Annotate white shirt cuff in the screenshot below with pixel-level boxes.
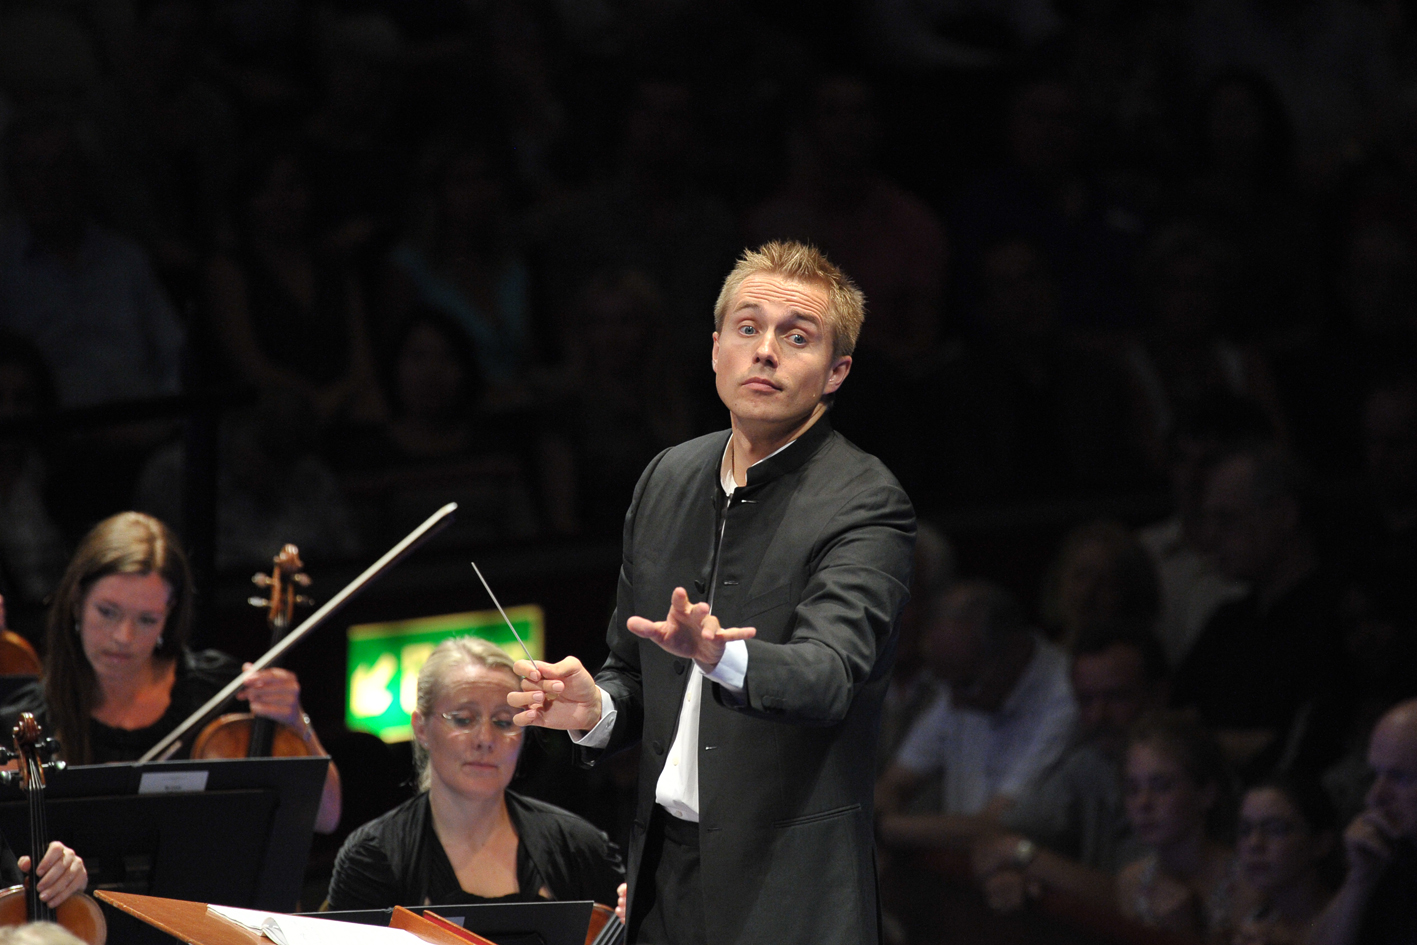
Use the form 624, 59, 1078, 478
702, 639, 748, 692
569, 688, 616, 748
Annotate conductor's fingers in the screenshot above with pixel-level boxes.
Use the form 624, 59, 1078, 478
711, 625, 757, 641
626, 616, 664, 639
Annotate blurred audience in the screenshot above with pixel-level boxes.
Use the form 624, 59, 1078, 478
971, 620, 1169, 912
0, 331, 65, 640
877, 580, 1077, 832
381, 136, 534, 403
0, 110, 183, 409
1115, 711, 1236, 940
1310, 700, 1417, 945
1037, 518, 1159, 647
1137, 392, 1268, 667
203, 145, 382, 427
1172, 443, 1350, 779
1231, 777, 1338, 945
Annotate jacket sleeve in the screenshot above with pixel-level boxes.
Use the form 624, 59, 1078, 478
720, 475, 915, 725
574, 448, 671, 766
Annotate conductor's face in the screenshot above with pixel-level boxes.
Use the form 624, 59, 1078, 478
712, 274, 851, 433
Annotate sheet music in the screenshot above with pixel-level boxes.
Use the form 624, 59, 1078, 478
208, 905, 426, 945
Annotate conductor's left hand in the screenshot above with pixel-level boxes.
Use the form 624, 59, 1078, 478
626, 587, 756, 672
19, 840, 87, 906
238, 664, 306, 730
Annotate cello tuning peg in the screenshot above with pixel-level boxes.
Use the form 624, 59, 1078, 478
251, 573, 273, 587
293, 574, 312, 587
0, 771, 16, 788
248, 597, 270, 608
294, 595, 315, 607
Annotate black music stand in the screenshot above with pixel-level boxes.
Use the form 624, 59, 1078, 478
0, 756, 327, 914
313, 901, 593, 945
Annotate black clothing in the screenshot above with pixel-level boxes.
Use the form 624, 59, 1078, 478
0, 649, 242, 763
1358, 840, 1417, 945
326, 790, 623, 910
580, 417, 915, 945
631, 808, 707, 945
1172, 573, 1350, 778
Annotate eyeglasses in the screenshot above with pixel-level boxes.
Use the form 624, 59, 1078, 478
437, 710, 520, 737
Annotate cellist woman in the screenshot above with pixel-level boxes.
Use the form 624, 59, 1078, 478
0, 598, 89, 911
0, 511, 341, 833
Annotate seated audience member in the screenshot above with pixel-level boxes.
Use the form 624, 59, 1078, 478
879, 521, 956, 775
381, 137, 535, 402
1330, 374, 1417, 565
1309, 700, 1417, 945
1172, 443, 1349, 778
134, 399, 362, 571
326, 637, 622, 908
204, 145, 382, 426
971, 620, 1169, 910
1137, 392, 1268, 667
0, 512, 342, 832
924, 235, 1148, 503
1038, 519, 1160, 647
745, 74, 945, 367
0, 111, 184, 408
1116, 711, 1236, 940
547, 269, 692, 538
1231, 778, 1338, 945
330, 307, 540, 547
0, 332, 65, 639
1322, 554, 1417, 824
877, 581, 1077, 837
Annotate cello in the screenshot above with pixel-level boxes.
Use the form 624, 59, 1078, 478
0, 713, 106, 944
190, 544, 315, 759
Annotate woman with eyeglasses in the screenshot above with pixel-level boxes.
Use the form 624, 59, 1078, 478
1230, 778, 1338, 945
325, 636, 623, 909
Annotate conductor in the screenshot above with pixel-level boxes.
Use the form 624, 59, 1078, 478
509, 242, 915, 945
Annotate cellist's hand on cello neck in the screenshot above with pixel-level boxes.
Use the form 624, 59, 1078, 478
507, 657, 603, 732
17, 840, 87, 907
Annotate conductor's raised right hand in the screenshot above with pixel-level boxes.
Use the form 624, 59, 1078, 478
508, 656, 603, 732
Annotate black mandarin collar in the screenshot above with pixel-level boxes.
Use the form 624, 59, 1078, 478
730, 414, 834, 492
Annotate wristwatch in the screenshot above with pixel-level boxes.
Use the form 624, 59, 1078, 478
1011, 838, 1038, 870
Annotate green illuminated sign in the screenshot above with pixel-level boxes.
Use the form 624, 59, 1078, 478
345, 606, 544, 743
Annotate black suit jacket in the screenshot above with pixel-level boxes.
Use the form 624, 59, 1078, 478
579, 417, 915, 945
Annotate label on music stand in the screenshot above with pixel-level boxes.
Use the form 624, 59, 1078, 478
138, 770, 209, 794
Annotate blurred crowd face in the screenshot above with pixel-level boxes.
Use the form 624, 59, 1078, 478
810, 77, 878, 174
396, 322, 466, 423
247, 156, 310, 242
1072, 644, 1151, 759
1344, 226, 1417, 338
1206, 82, 1268, 174
7, 126, 87, 242
1366, 710, 1417, 840
980, 239, 1057, 341
1364, 385, 1417, 507
1123, 740, 1215, 850
440, 151, 503, 249
1201, 455, 1290, 583
1058, 539, 1125, 636
1237, 787, 1329, 898
624, 81, 694, 179
1008, 80, 1082, 183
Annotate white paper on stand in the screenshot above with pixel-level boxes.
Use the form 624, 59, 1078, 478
207, 905, 426, 945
